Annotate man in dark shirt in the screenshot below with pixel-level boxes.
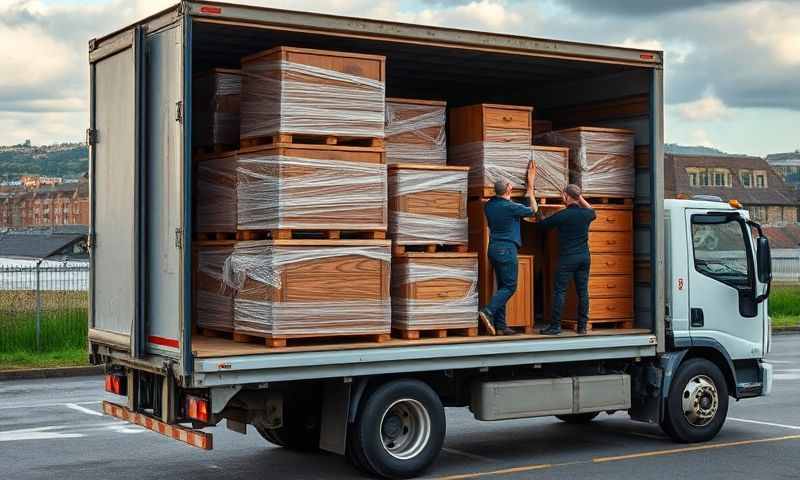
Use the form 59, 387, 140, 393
478, 166, 536, 336
532, 182, 596, 335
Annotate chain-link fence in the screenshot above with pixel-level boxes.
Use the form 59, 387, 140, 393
0, 262, 88, 353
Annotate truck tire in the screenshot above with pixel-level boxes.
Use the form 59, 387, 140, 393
349, 379, 446, 479
555, 412, 600, 424
660, 358, 729, 443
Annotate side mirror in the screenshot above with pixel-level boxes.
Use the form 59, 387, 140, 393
757, 236, 772, 284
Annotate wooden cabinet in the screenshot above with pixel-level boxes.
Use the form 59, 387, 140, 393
449, 104, 533, 198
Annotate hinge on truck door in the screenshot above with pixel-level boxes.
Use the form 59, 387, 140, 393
87, 233, 96, 250
175, 228, 183, 249
176, 101, 183, 124
86, 128, 98, 146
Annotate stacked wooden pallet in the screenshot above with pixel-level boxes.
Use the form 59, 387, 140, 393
193, 46, 393, 348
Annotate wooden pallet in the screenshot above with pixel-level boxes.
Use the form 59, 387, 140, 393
584, 196, 633, 205
232, 331, 391, 348
193, 143, 237, 158
392, 243, 468, 255
392, 326, 478, 340
236, 228, 386, 241
562, 319, 634, 332
194, 231, 237, 241
241, 133, 384, 149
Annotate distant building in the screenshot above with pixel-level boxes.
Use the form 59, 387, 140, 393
665, 153, 799, 225
20, 175, 63, 189
0, 178, 89, 228
767, 150, 800, 190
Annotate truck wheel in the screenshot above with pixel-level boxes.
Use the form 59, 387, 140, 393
660, 358, 729, 443
349, 379, 445, 479
556, 412, 600, 424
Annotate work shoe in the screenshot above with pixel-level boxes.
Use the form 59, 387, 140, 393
539, 323, 561, 335
498, 328, 518, 336
478, 309, 496, 336
576, 325, 588, 335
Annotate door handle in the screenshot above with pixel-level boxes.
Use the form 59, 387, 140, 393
691, 308, 704, 327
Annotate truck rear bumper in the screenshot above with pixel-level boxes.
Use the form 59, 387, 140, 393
102, 401, 213, 449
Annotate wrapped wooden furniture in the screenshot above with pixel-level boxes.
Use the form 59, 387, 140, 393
194, 143, 387, 238
385, 98, 446, 165
391, 252, 479, 339
240, 46, 386, 146
534, 127, 635, 197
388, 164, 468, 253
468, 199, 535, 333
193, 241, 236, 333
223, 239, 392, 347
531, 146, 569, 198
448, 104, 533, 197
192, 68, 241, 149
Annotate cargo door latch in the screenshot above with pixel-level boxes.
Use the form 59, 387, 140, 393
175, 228, 183, 249
176, 101, 183, 124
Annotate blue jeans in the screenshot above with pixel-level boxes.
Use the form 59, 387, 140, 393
550, 253, 590, 328
486, 241, 518, 330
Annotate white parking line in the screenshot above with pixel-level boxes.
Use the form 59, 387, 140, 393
0, 400, 101, 411
66, 403, 104, 417
728, 417, 800, 430
442, 447, 495, 462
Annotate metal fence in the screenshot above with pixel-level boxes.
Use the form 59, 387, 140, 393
772, 249, 800, 283
0, 262, 89, 353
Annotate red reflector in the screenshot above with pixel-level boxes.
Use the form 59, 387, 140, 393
200, 6, 222, 14
640, 53, 654, 60
104, 373, 126, 396
186, 395, 210, 423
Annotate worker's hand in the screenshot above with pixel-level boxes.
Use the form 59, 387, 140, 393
527, 160, 537, 187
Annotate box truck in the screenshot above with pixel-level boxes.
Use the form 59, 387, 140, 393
89, 2, 774, 478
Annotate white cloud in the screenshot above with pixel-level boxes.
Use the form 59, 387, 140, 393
413, 0, 526, 32
745, 3, 800, 66
676, 95, 732, 121
689, 128, 714, 147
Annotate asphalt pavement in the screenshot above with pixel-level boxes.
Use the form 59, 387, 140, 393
1, 335, 799, 480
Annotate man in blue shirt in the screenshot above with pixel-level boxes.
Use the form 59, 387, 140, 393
532, 182, 596, 335
478, 165, 536, 336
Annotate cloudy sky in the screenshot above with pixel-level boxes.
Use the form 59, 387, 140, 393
1, 0, 798, 156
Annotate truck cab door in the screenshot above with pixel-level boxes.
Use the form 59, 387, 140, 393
684, 210, 763, 359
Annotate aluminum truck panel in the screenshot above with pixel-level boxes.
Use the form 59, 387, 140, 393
89, 28, 143, 353
144, 24, 184, 359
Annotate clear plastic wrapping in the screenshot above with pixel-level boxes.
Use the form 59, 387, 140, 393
532, 146, 569, 197
193, 69, 241, 147
534, 128, 635, 197
449, 129, 532, 190
392, 262, 478, 330
236, 153, 387, 230
195, 244, 235, 331
223, 243, 391, 337
241, 60, 385, 139
389, 169, 468, 245
195, 154, 237, 233
385, 100, 446, 165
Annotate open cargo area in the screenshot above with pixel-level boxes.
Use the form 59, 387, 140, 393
88, 1, 663, 380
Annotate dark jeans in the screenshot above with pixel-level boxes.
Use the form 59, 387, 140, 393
486, 241, 518, 330
551, 253, 590, 328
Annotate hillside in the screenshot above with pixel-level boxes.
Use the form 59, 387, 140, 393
0, 143, 88, 181
664, 143, 730, 156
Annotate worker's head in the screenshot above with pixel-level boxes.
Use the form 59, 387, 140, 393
494, 180, 513, 197
562, 184, 582, 205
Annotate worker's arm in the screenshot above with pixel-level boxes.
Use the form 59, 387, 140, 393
526, 160, 545, 221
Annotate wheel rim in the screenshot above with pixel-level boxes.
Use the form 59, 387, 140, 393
681, 374, 719, 427
379, 398, 431, 460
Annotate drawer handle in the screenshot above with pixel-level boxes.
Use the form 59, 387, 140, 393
606, 217, 616, 223
606, 305, 616, 311
605, 261, 615, 266
606, 283, 617, 288
606, 240, 617, 245
502, 115, 513, 121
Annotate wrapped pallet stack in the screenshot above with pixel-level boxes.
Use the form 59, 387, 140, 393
194, 241, 236, 333
192, 69, 242, 150
385, 98, 447, 165
192, 46, 393, 348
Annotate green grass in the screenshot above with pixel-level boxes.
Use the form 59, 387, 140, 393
0, 349, 88, 370
770, 285, 800, 329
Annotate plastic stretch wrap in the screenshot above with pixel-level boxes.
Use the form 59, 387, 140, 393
195, 156, 237, 232
449, 129, 532, 190
532, 147, 569, 197
241, 60, 385, 139
223, 244, 391, 336
535, 128, 635, 197
236, 153, 387, 230
389, 169, 468, 245
392, 263, 478, 329
195, 246, 235, 331
193, 70, 241, 147
385, 101, 446, 165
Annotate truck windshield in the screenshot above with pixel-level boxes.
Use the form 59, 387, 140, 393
691, 216, 753, 289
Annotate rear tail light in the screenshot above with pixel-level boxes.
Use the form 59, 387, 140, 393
186, 395, 210, 423
104, 373, 127, 396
